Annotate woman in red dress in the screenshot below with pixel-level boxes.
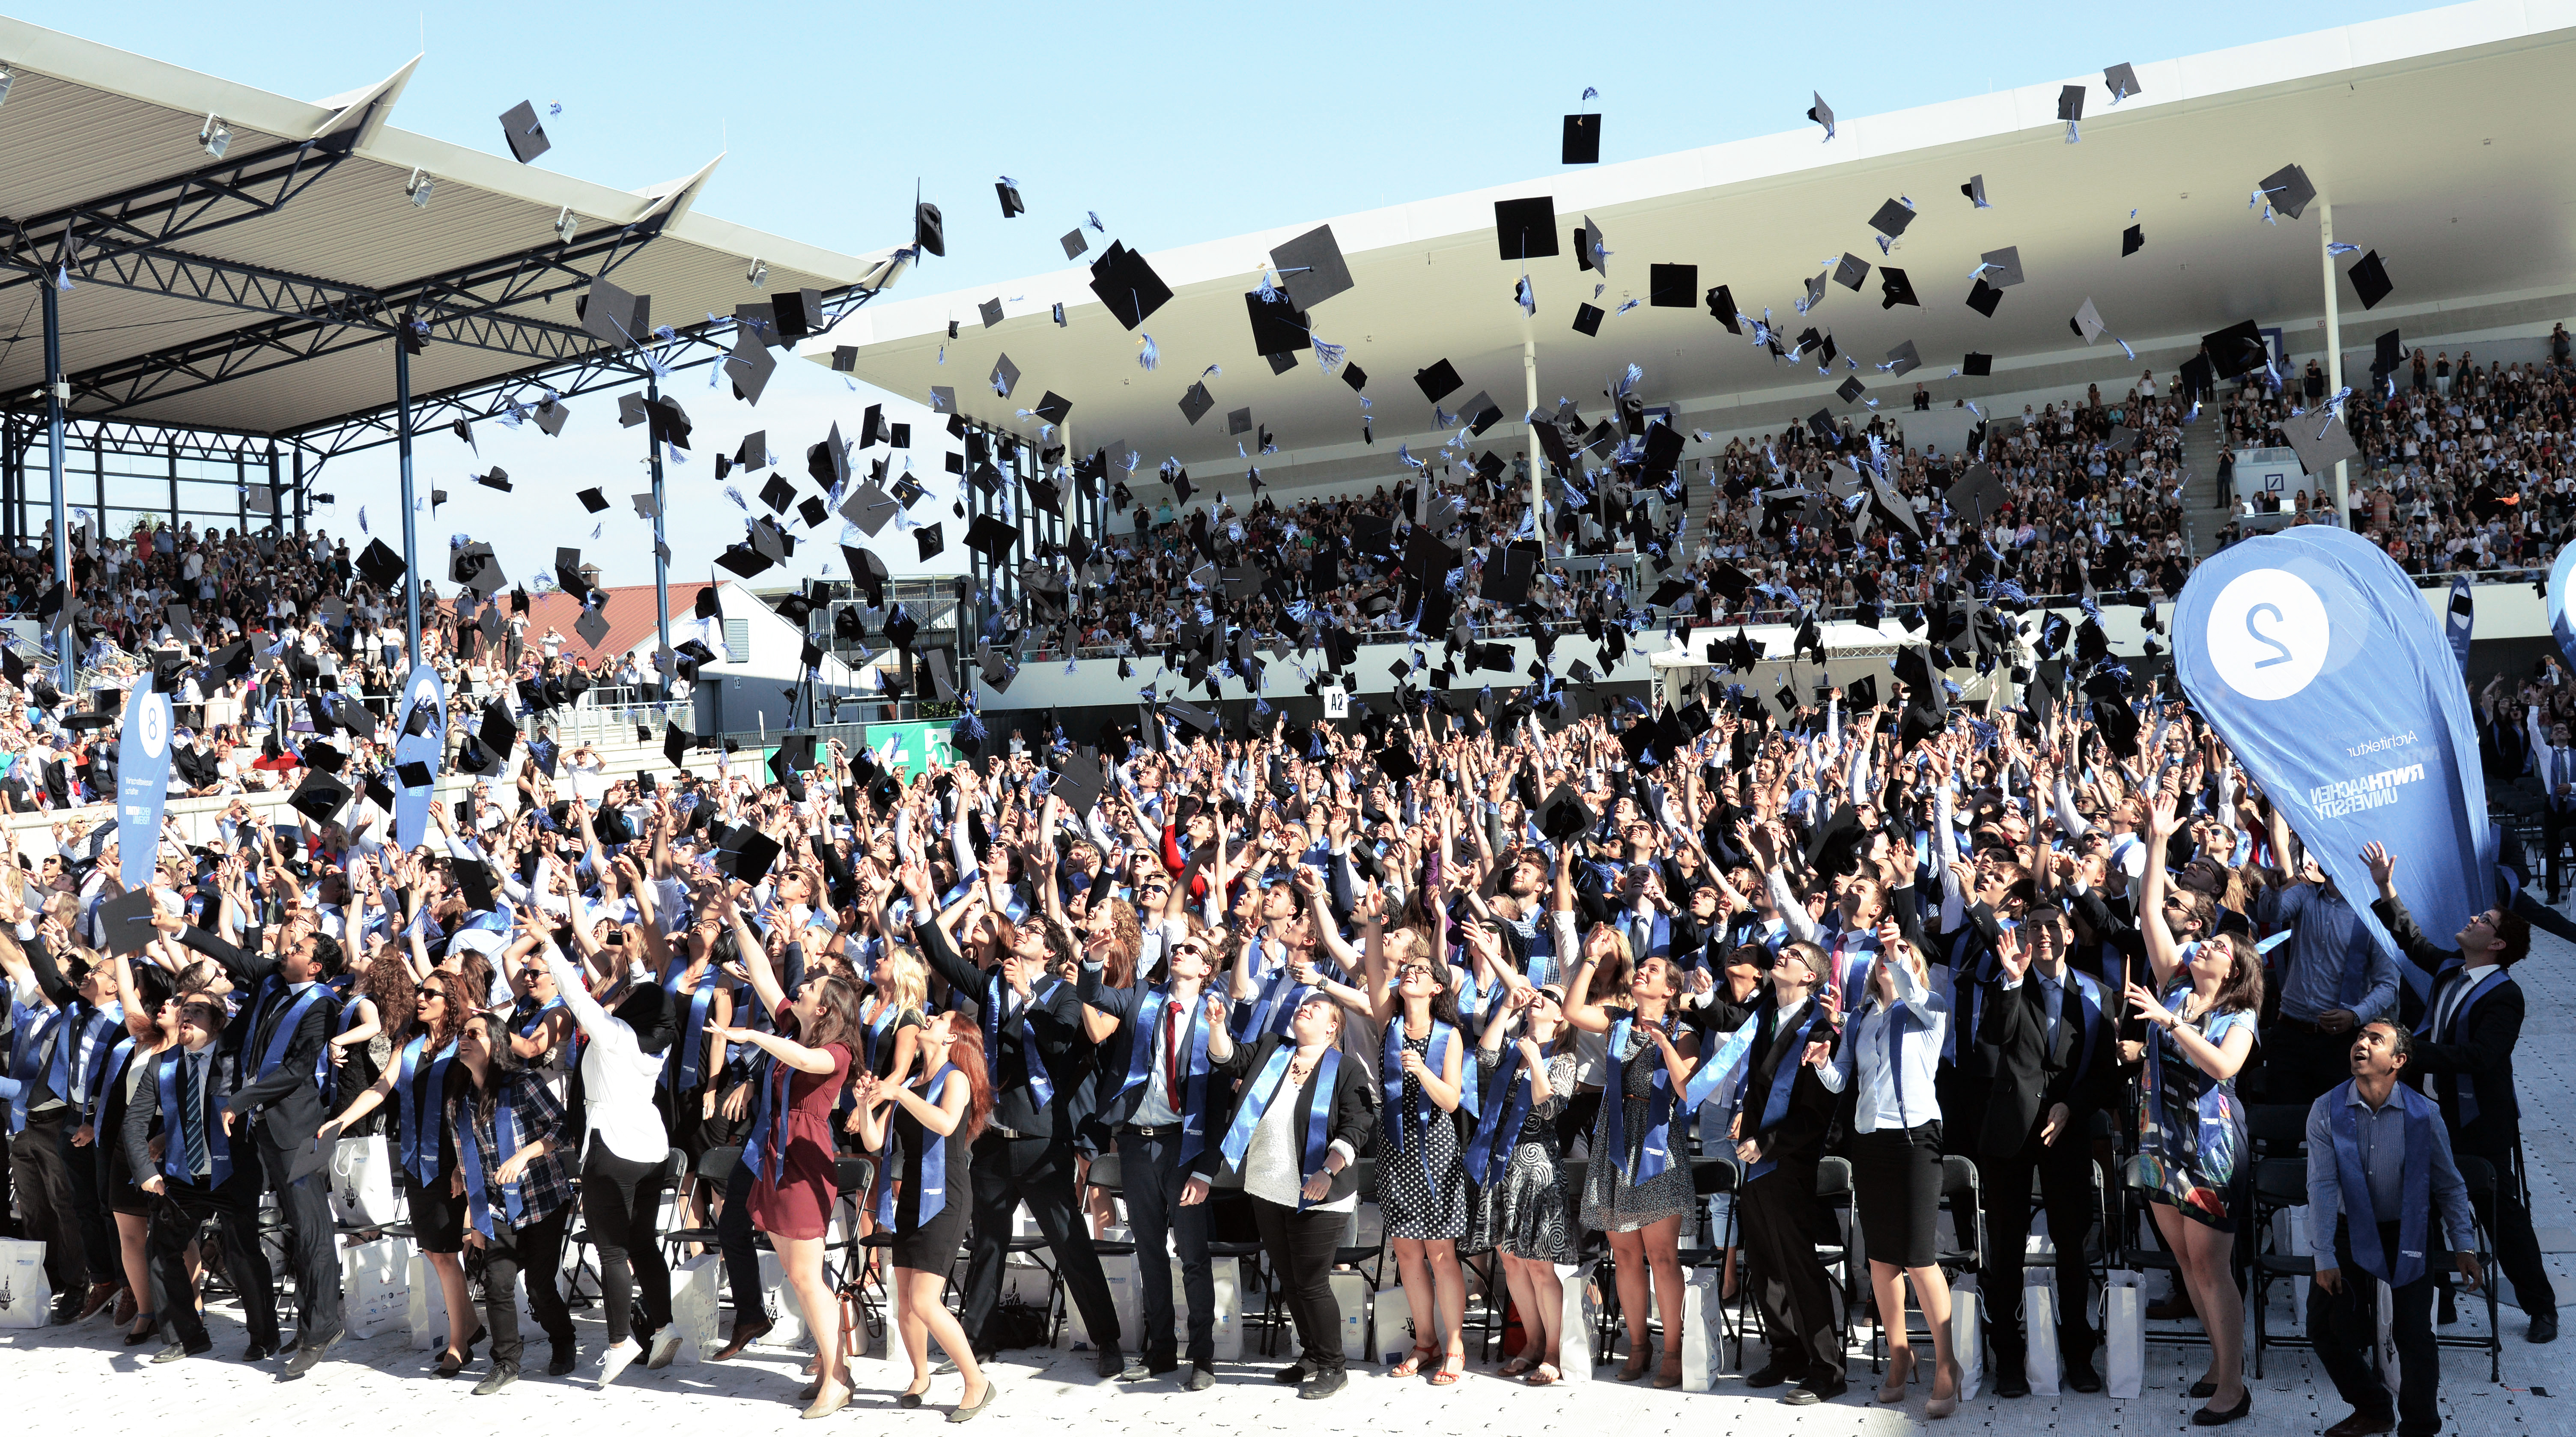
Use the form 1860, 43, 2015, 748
707, 889, 862, 1419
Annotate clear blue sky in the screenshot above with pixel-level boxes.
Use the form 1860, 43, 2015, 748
16, 0, 2441, 588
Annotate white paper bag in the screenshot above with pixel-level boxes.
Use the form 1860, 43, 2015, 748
2375, 1279, 2402, 1402
1951, 1275, 1984, 1401
1329, 1271, 1371, 1361
1109, 1253, 1141, 1347
406, 1251, 451, 1349
328, 1134, 398, 1228
1372, 1281, 1412, 1365
2277, 1204, 2311, 1259
2103, 1269, 2146, 1399
756, 1250, 808, 1348
1172, 1258, 1243, 1361
667, 1254, 721, 1365
1554, 1260, 1596, 1383
2025, 1269, 2062, 1397
1682, 1264, 1724, 1392
340, 1235, 410, 1339
0, 1237, 51, 1330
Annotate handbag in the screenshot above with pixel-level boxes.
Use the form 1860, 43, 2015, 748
2103, 1269, 2146, 1398
328, 1133, 397, 1228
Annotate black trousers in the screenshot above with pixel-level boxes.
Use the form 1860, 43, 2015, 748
150, 1169, 278, 1350
60, 1114, 114, 1285
8, 1107, 85, 1296
1251, 1194, 1344, 1375
1977, 1121, 2102, 1363
255, 1134, 341, 1336
2458, 1124, 2556, 1316
582, 1145, 674, 1345
2261, 1024, 2349, 1112
1118, 1127, 1213, 1366
958, 1130, 1119, 1354
2306, 1225, 2438, 1436
717, 1148, 762, 1326
2545, 808, 2576, 897
482, 1205, 575, 1368
1743, 1159, 1843, 1386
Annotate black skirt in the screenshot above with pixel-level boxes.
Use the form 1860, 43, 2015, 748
1849, 1121, 1944, 1269
405, 1170, 467, 1255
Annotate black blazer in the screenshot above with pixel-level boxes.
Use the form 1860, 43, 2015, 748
2379, 893, 2525, 1146
1740, 998, 1840, 1175
913, 917, 1093, 1140
1074, 960, 1226, 1151
181, 927, 337, 1148
1204, 1031, 1378, 1201
1975, 969, 2120, 1157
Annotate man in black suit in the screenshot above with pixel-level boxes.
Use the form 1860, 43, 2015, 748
124, 993, 281, 1363
900, 860, 1126, 1378
1977, 906, 2117, 1393
1733, 941, 1847, 1405
162, 909, 345, 1374
2363, 842, 2558, 1343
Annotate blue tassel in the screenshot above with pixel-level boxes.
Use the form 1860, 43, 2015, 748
1615, 298, 1640, 314
1515, 275, 1535, 316
1256, 270, 1280, 304
1138, 334, 1159, 370
1312, 336, 1345, 372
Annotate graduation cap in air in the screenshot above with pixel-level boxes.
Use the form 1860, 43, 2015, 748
1088, 242, 1172, 330
1880, 268, 1918, 309
1539, 782, 1594, 841
914, 523, 945, 563
1561, 110, 1601, 164
2201, 319, 2267, 379
500, 101, 552, 164
580, 278, 649, 349
1244, 289, 1310, 357
1833, 253, 1870, 291
475, 467, 512, 494
1962, 352, 1993, 377
2347, 250, 2392, 310
1493, 197, 1560, 260
965, 514, 1020, 562
2070, 297, 2107, 345
1178, 382, 1216, 426
1571, 303, 1604, 337
2257, 163, 2316, 220
357, 539, 405, 588
1645, 263, 1696, 308
1966, 279, 2003, 317
2370, 330, 2407, 382
1807, 92, 1834, 137
726, 328, 778, 404
2122, 224, 2146, 258
288, 768, 352, 826
1270, 224, 1354, 310
1413, 359, 1464, 404
2284, 409, 2361, 479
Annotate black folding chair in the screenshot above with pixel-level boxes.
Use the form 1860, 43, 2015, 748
2246, 1156, 2311, 1376
660, 1144, 742, 1267
2447, 1156, 2506, 1383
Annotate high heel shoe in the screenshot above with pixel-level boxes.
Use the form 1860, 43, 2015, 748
1875, 1347, 1914, 1404
1615, 1345, 1653, 1382
1654, 1349, 1685, 1390
2191, 1389, 2253, 1426
125, 1317, 159, 1347
1924, 1358, 1962, 1420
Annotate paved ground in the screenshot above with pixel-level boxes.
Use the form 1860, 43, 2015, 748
12, 916, 2576, 1437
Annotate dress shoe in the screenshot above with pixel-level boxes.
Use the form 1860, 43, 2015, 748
1993, 1369, 2030, 1398
1274, 1362, 1310, 1385
283, 1327, 341, 1377
2063, 1349, 2102, 1394
110, 1285, 137, 1327
1925, 1359, 1963, 1420
1299, 1368, 1348, 1400
153, 1339, 211, 1364
76, 1280, 120, 1321
125, 1318, 159, 1347
2190, 1379, 2218, 1399
1784, 1380, 1849, 1406
1742, 1363, 1791, 1389
947, 1378, 1000, 1422
2530, 1311, 2560, 1344
1148, 1356, 1181, 1377
2146, 1291, 2197, 1322
803, 1383, 852, 1421
1116, 1354, 1155, 1382
2323, 1411, 2396, 1437
1184, 1364, 1216, 1391
709, 1316, 771, 1361
473, 1363, 521, 1396
2191, 1389, 2253, 1426
1875, 1347, 1914, 1404
1094, 1343, 1127, 1380
549, 1344, 579, 1377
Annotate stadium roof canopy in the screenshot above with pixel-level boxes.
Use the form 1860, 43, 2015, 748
811, 0, 2576, 476
0, 17, 906, 462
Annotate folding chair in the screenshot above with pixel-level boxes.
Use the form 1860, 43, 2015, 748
1730, 1157, 1857, 1369
2447, 1156, 2505, 1383
2246, 1156, 2311, 1377
660, 1145, 742, 1267
1690, 1155, 1745, 1368
1866, 1156, 1986, 1374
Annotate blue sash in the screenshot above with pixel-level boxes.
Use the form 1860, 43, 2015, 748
1380, 1017, 1470, 1168
456, 1087, 527, 1238
877, 1062, 958, 1229
741, 1048, 796, 1183
254, 984, 330, 1084
2415, 964, 2513, 1126
1745, 1006, 1826, 1181
513, 995, 564, 1039
1601, 1014, 1684, 1184
396, 1034, 459, 1185
2067, 971, 2108, 1085
94, 1036, 137, 1125
7, 1002, 66, 1133
662, 961, 717, 1097
1115, 987, 1213, 1162
1463, 1044, 1538, 1185
156, 1049, 231, 1187
2327, 1078, 2437, 1287
1240, 945, 1342, 1040
985, 974, 1057, 1107
1218, 1044, 1346, 1208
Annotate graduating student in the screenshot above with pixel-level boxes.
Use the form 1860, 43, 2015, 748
2362, 841, 2556, 1342
124, 992, 280, 1364
1363, 891, 1476, 1387
1201, 993, 1376, 1401
1467, 981, 1577, 1385
1077, 924, 1235, 1389
2304, 1020, 2481, 1437
853, 1012, 997, 1422
1726, 940, 1846, 1405
449, 1010, 578, 1394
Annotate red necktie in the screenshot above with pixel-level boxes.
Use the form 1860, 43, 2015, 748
1165, 999, 1185, 1099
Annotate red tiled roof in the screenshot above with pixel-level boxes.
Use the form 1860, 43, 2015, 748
500, 580, 715, 667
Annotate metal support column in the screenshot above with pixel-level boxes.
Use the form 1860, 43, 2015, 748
2319, 198, 2349, 526
396, 340, 421, 660
42, 282, 72, 692
648, 375, 671, 691
1524, 338, 1543, 557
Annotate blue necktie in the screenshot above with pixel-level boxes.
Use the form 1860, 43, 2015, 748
2039, 975, 2062, 1050
182, 1055, 209, 1180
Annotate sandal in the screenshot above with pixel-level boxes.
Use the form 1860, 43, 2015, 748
1429, 1348, 1465, 1386
1497, 1355, 1535, 1378
1526, 1362, 1561, 1387
1387, 1342, 1436, 1378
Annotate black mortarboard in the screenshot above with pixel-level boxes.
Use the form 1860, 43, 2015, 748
475, 468, 512, 493
1962, 351, 1993, 377
357, 539, 405, 588
501, 100, 551, 163
2372, 329, 2406, 379
2202, 319, 2266, 379
965, 514, 1019, 561
2257, 163, 2316, 220
1034, 391, 1071, 426
1088, 242, 1172, 329
1270, 224, 1354, 310
1540, 783, 1594, 841
1413, 359, 1463, 404
1178, 381, 1216, 425
1244, 289, 1309, 356
1561, 112, 1600, 164
1648, 263, 1696, 307
1492, 197, 1560, 260
913, 200, 945, 256
2347, 250, 2392, 310
2122, 224, 2145, 258
1879, 267, 1918, 309
1837, 376, 1866, 405
758, 471, 795, 513
915, 523, 945, 562
289, 769, 352, 826
1966, 279, 2003, 317
1571, 303, 1604, 337
1833, 252, 1869, 291
1869, 198, 1915, 238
